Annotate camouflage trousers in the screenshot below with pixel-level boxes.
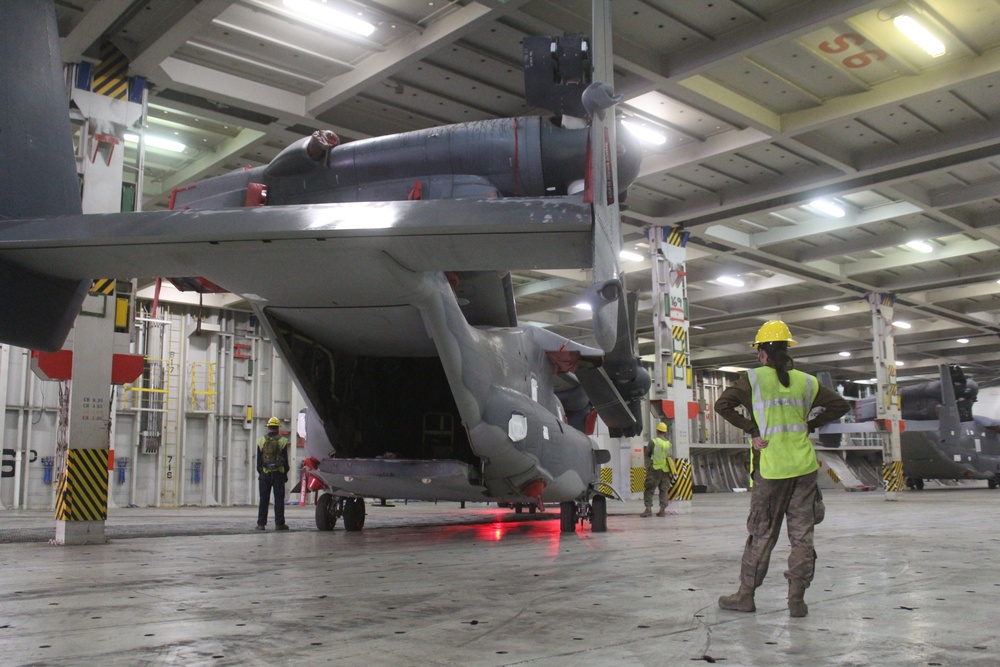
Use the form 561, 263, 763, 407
643, 466, 671, 509
737, 469, 824, 590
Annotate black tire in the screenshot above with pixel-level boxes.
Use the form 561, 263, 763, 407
528, 504, 537, 514
559, 501, 576, 533
343, 497, 366, 531
590, 495, 607, 533
514, 504, 523, 514
316, 494, 337, 531
989, 478, 998, 490
915, 478, 924, 490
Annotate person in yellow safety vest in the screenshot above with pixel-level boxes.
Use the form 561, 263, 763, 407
640, 422, 673, 517
714, 320, 849, 617
256, 417, 291, 531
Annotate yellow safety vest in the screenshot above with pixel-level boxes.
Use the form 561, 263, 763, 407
650, 437, 672, 472
746, 367, 819, 479
257, 435, 289, 474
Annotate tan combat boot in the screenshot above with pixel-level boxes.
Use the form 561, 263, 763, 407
639, 507, 652, 517
718, 584, 756, 612
788, 581, 808, 617
656, 508, 666, 517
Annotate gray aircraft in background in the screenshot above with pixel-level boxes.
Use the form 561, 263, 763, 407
821, 365, 1000, 489
0, 2, 649, 532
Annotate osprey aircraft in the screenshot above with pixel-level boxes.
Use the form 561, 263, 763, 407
0, 1, 649, 532
821, 365, 1000, 489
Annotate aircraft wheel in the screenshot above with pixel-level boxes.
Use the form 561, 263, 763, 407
559, 501, 576, 533
529, 504, 537, 514
343, 497, 366, 531
514, 503, 523, 514
989, 478, 998, 490
315, 494, 338, 531
590, 495, 607, 533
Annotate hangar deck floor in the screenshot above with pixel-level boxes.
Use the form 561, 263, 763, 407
1, 489, 997, 666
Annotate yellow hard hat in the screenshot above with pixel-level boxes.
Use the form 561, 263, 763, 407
267, 417, 281, 427
656, 422, 668, 433
752, 320, 796, 347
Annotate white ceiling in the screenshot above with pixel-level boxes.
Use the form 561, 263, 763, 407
55, 0, 1000, 389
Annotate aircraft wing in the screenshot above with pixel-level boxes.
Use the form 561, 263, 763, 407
0, 197, 592, 350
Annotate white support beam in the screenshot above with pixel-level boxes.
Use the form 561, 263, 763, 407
637, 127, 772, 179
705, 201, 924, 250
306, 0, 532, 118
60, 0, 136, 62
783, 47, 1000, 135
129, 0, 236, 77
160, 57, 307, 117
820, 239, 999, 277
160, 127, 267, 192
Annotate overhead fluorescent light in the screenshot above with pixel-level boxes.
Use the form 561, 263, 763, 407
283, 0, 376, 37
892, 321, 911, 329
906, 240, 934, 253
839, 351, 851, 357
718, 366, 750, 373
125, 133, 186, 153
823, 304, 841, 312
574, 302, 592, 311
808, 199, 845, 218
716, 276, 744, 287
896, 360, 905, 366
621, 119, 667, 146
957, 338, 969, 344
619, 250, 644, 263
893, 15, 946, 58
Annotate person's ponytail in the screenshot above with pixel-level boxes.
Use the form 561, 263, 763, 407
760, 341, 794, 387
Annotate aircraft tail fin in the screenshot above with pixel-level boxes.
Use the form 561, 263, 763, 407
0, 1, 89, 351
937, 364, 963, 445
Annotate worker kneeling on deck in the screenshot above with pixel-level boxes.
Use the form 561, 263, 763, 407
714, 321, 849, 617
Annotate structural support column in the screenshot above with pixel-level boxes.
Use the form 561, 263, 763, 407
867, 292, 904, 500
55, 294, 116, 545
652, 226, 694, 514
0, 344, 9, 510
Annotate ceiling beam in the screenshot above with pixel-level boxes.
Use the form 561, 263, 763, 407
60, 0, 137, 62
305, 0, 533, 118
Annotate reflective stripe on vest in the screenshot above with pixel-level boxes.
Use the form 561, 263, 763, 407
257, 436, 289, 474
651, 437, 671, 472
746, 367, 819, 479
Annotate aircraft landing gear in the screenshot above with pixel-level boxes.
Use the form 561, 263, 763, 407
316, 493, 340, 531
905, 477, 925, 490
343, 497, 366, 531
559, 496, 608, 533
988, 477, 998, 490
315, 494, 366, 531
559, 501, 576, 533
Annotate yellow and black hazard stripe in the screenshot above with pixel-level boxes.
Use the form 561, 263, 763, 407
671, 326, 686, 343
882, 459, 904, 493
54, 449, 109, 522
880, 293, 895, 308
93, 42, 129, 100
667, 226, 690, 248
596, 467, 615, 497
630, 466, 646, 493
668, 458, 693, 501
90, 278, 115, 295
